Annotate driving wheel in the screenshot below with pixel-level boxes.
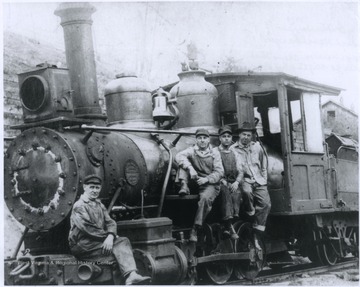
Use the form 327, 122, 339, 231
202, 224, 234, 284
315, 229, 338, 266
233, 222, 265, 280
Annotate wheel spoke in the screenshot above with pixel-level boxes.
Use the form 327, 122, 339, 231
315, 229, 338, 266
205, 261, 233, 284
233, 222, 264, 280
202, 224, 234, 284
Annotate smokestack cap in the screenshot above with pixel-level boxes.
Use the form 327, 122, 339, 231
54, 3, 96, 24
115, 73, 137, 79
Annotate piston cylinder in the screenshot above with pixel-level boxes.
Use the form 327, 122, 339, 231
104, 74, 155, 128
169, 70, 220, 131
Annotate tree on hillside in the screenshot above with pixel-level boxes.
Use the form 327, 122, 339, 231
213, 56, 248, 73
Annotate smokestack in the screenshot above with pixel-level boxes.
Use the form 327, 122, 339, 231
54, 3, 106, 122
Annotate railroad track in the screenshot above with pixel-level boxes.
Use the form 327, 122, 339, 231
227, 258, 358, 285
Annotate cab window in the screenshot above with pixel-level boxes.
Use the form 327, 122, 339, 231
288, 91, 323, 153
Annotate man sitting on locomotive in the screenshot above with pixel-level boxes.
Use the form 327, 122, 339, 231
213, 125, 242, 240
230, 122, 271, 250
175, 128, 224, 243
68, 174, 151, 285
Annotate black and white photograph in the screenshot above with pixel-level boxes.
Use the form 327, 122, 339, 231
2, 1, 359, 285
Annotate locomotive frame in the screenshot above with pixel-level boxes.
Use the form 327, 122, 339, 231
4, 2, 358, 285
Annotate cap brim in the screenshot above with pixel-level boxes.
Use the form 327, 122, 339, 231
237, 128, 256, 133
219, 131, 232, 136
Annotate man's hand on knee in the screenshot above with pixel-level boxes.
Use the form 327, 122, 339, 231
197, 177, 209, 186
102, 234, 114, 255
230, 181, 239, 193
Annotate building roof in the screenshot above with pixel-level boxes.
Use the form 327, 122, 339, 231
326, 133, 358, 148
322, 100, 358, 117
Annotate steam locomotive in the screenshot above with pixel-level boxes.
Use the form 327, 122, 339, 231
4, 2, 358, 285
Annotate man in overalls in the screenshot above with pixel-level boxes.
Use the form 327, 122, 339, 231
213, 125, 242, 240
176, 128, 224, 242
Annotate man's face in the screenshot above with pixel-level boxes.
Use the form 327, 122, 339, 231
196, 135, 210, 150
239, 131, 252, 146
219, 132, 232, 147
83, 183, 101, 200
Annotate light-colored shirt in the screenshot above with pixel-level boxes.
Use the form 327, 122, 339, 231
176, 144, 224, 184
230, 141, 268, 185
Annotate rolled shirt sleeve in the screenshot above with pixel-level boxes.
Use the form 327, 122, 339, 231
175, 146, 195, 170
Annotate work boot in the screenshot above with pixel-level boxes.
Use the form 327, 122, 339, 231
125, 271, 151, 285
189, 228, 198, 243
178, 180, 190, 196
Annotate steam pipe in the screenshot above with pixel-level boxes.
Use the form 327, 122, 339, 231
151, 134, 173, 217
73, 124, 220, 137
54, 3, 106, 122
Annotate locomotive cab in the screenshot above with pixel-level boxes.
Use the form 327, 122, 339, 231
205, 73, 344, 214
205, 72, 358, 268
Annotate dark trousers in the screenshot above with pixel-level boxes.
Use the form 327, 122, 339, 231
220, 183, 241, 221
242, 182, 271, 232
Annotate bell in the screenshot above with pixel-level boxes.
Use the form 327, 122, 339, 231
152, 89, 175, 122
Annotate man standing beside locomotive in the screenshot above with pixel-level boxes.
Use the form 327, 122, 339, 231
214, 125, 242, 240
68, 175, 151, 285
230, 121, 271, 250
176, 128, 224, 243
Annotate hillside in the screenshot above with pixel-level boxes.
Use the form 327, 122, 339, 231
3, 30, 122, 256
3, 30, 121, 141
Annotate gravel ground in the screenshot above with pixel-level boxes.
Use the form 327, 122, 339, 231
270, 269, 359, 286
266, 255, 359, 286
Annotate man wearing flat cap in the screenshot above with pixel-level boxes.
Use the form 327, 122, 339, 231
69, 174, 150, 285
213, 125, 242, 240
230, 122, 271, 250
175, 128, 224, 242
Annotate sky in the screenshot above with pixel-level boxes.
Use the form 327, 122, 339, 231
2, 1, 360, 112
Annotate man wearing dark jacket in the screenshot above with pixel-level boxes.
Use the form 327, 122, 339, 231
69, 174, 150, 285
